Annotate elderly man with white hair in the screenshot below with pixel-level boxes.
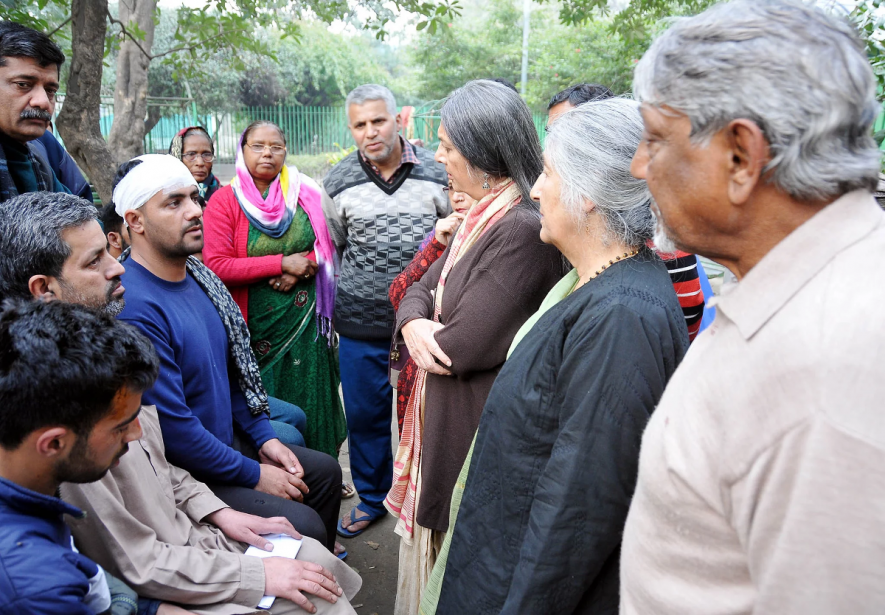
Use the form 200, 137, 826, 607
621, 1, 885, 613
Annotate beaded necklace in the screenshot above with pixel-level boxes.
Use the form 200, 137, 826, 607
572, 249, 640, 292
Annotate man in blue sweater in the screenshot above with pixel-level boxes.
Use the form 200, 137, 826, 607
0, 299, 158, 614
115, 154, 343, 553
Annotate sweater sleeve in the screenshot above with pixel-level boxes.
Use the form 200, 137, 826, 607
394, 245, 445, 333
501, 305, 672, 614
430, 215, 559, 376
125, 313, 261, 488
389, 236, 448, 311
229, 384, 277, 450
660, 251, 705, 342
203, 187, 284, 287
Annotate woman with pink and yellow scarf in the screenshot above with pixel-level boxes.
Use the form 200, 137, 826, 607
203, 120, 346, 459
388, 80, 564, 614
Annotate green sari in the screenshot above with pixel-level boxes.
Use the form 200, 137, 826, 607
247, 205, 347, 456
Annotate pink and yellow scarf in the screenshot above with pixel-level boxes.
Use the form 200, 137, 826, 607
231, 132, 339, 341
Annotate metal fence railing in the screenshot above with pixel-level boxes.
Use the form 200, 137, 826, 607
55, 96, 560, 163
141, 107, 359, 162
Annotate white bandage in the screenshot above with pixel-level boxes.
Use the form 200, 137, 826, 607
113, 154, 197, 219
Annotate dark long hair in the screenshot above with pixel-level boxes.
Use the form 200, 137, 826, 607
440, 80, 543, 209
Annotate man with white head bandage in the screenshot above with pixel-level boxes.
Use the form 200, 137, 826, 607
107, 155, 344, 558
112, 154, 198, 221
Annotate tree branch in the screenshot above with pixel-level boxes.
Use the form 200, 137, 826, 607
106, 9, 247, 61
106, 9, 154, 59
47, 16, 72, 38
151, 44, 198, 59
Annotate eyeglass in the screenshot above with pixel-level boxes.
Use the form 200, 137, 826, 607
246, 143, 287, 156
182, 152, 216, 162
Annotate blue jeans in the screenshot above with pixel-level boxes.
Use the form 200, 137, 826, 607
268, 396, 307, 449
338, 335, 393, 516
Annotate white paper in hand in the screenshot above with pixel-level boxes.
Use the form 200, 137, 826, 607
244, 534, 303, 609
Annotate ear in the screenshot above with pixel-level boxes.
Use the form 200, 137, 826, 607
34, 426, 74, 459
395, 112, 402, 131
124, 210, 145, 236
107, 231, 123, 251
27, 274, 55, 301
725, 119, 769, 206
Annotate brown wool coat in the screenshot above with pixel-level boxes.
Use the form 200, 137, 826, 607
395, 206, 563, 532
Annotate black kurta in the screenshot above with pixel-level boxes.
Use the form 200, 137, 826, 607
437, 250, 690, 615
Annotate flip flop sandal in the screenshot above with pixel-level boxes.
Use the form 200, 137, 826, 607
334, 542, 348, 560
341, 482, 356, 499
336, 501, 384, 538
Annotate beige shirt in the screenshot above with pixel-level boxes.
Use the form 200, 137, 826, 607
620, 191, 885, 615
61, 406, 360, 615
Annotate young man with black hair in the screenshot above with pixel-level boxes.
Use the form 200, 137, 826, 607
0, 21, 69, 201
546, 83, 615, 125
100, 200, 130, 258
0, 299, 158, 614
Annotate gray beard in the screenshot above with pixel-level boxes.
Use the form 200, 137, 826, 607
58, 278, 125, 316
103, 299, 126, 317
652, 210, 678, 254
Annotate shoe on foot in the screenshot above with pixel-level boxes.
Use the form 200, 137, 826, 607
337, 502, 384, 538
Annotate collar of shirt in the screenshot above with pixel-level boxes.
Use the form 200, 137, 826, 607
714, 190, 883, 340
360, 136, 420, 182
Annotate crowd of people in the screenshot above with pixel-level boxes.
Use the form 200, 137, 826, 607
1, 0, 885, 614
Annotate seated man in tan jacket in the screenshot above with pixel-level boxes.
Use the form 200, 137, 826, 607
0, 190, 361, 614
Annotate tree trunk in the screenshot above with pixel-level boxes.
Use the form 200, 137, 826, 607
56, 0, 117, 205
144, 105, 162, 135
106, 0, 157, 163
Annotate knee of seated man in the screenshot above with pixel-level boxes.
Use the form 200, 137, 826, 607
301, 448, 342, 491
291, 506, 327, 547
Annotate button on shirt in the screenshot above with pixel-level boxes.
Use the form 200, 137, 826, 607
620, 190, 885, 615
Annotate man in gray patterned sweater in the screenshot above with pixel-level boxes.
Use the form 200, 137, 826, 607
321, 84, 449, 536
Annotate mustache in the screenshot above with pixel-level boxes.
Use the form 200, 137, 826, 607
20, 108, 52, 121
183, 220, 202, 233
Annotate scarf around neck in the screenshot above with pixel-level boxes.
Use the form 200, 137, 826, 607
385, 178, 521, 542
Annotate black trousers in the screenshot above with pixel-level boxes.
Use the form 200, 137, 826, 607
209, 430, 342, 551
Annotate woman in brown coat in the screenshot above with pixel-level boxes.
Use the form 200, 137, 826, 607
384, 79, 563, 614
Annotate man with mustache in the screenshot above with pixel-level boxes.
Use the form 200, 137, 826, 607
0, 299, 159, 615
321, 84, 449, 537
0, 21, 70, 202
115, 155, 346, 558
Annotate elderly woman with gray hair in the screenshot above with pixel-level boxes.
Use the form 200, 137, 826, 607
387, 79, 563, 613
424, 98, 690, 615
